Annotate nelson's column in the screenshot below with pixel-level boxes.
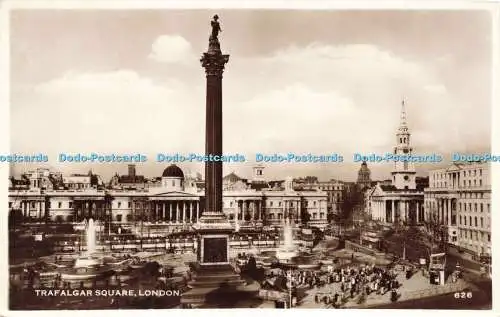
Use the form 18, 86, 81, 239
180, 15, 258, 308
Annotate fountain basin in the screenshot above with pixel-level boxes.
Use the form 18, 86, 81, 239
276, 250, 298, 262
74, 256, 104, 268
59, 265, 114, 281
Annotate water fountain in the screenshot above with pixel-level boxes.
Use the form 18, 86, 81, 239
276, 217, 298, 262
273, 214, 321, 270
58, 218, 114, 285
74, 218, 104, 268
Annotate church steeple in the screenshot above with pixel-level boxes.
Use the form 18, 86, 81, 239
400, 99, 407, 127
391, 99, 416, 190
398, 99, 409, 134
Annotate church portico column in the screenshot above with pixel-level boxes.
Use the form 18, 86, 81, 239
251, 201, 255, 221
437, 198, 441, 224
196, 201, 200, 222
447, 199, 452, 226
442, 199, 445, 225
384, 200, 387, 222
377, 201, 380, 222
391, 200, 395, 223
377, 201, 380, 221
416, 201, 420, 223
190, 202, 194, 222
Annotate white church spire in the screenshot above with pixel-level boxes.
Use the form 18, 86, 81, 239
391, 99, 416, 190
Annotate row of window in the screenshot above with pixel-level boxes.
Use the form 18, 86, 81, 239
224, 200, 323, 208
432, 168, 483, 180
425, 201, 490, 213
460, 192, 486, 199
432, 179, 484, 188
459, 202, 490, 213
10, 199, 325, 210
266, 212, 325, 220
459, 229, 491, 243
11, 201, 74, 210
318, 186, 343, 191
459, 215, 490, 228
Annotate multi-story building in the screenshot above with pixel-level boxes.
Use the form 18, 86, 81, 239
424, 162, 491, 259
365, 101, 426, 225
8, 164, 329, 232
294, 177, 344, 215
357, 161, 372, 190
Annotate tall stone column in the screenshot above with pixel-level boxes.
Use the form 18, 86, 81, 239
202, 36, 229, 218
188, 15, 234, 272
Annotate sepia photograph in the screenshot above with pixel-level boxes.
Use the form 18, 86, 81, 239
2, 1, 496, 312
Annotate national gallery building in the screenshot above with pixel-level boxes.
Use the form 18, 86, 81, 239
8, 164, 329, 233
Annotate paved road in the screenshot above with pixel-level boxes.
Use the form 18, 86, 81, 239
368, 291, 491, 309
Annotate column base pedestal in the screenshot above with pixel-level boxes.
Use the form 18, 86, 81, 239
180, 211, 260, 307
180, 263, 259, 308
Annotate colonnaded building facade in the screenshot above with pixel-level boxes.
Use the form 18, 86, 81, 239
365, 101, 426, 225
8, 164, 329, 234
424, 162, 491, 259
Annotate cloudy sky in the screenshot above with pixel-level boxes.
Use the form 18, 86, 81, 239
10, 10, 492, 181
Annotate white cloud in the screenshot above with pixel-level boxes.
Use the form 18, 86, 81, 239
224, 43, 475, 155
12, 70, 204, 156
12, 43, 490, 179
148, 35, 196, 64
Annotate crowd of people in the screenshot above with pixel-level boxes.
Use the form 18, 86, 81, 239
314, 264, 402, 307
266, 261, 405, 308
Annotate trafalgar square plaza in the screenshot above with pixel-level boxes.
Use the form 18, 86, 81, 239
2, 7, 495, 312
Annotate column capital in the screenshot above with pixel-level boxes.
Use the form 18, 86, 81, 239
201, 52, 229, 77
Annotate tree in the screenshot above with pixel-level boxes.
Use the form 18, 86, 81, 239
339, 184, 365, 229
327, 212, 335, 223
417, 207, 449, 259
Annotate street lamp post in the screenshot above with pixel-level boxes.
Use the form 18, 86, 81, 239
287, 269, 294, 308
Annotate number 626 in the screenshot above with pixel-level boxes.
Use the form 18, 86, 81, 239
454, 292, 472, 299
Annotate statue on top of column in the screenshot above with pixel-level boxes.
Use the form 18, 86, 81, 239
210, 14, 222, 41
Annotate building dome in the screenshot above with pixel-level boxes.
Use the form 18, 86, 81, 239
162, 164, 184, 178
